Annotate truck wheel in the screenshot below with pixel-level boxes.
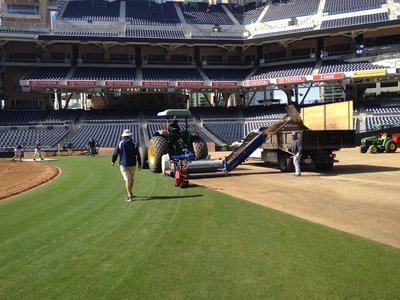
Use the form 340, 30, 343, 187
278, 153, 293, 172
367, 145, 378, 154
315, 163, 334, 171
148, 136, 169, 173
139, 145, 149, 169
192, 138, 208, 159
385, 140, 397, 153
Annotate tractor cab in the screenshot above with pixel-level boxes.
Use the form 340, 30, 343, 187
156, 109, 191, 148
141, 109, 209, 173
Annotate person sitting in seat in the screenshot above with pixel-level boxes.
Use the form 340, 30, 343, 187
168, 117, 181, 136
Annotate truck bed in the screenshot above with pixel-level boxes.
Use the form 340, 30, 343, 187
302, 130, 355, 151
261, 130, 355, 151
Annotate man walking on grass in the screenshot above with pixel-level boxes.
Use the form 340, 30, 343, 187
111, 129, 141, 201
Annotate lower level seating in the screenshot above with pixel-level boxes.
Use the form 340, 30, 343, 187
71, 124, 141, 149
0, 127, 69, 148
365, 116, 400, 131
203, 122, 243, 144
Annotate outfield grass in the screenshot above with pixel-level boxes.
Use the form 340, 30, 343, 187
1, 155, 400, 299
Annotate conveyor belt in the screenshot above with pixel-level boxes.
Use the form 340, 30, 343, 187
224, 105, 305, 172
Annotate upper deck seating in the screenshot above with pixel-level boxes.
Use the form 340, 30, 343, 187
83, 110, 139, 123
253, 27, 314, 39
319, 60, 387, 73
180, 2, 234, 25
191, 34, 244, 40
0, 28, 49, 35
43, 110, 83, 125
126, 28, 185, 39
203, 68, 252, 81
321, 12, 388, 29
262, 0, 320, 22
70, 68, 136, 80
324, 0, 387, 15
61, 0, 120, 21
0, 110, 49, 125
226, 2, 267, 25
142, 68, 202, 81
53, 31, 119, 37
366, 106, 400, 115
243, 105, 287, 120
21, 67, 70, 80
126, 1, 180, 26
192, 107, 241, 121
251, 62, 315, 80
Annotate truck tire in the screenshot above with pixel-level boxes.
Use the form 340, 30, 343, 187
367, 145, 378, 154
315, 163, 334, 171
148, 136, 169, 173
138, 145, 149, 169
385, 140, 397, 153
192, 138, 208, 159
278, 153, 294, 172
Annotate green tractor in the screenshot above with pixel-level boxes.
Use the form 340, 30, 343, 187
360, 124, 398, 154
140, 109, 208, 173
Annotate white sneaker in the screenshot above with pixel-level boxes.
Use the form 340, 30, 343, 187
126, 195, 135, 202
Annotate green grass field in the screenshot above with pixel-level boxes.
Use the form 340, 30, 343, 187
1, 155, 400, 299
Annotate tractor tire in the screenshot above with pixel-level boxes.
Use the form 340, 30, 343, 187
192, 138, 208, 160
367, 145, 378, 154
138, 145, 149, 169
278, 152, 294, 172
359, 147, 367, 153
315, 163, 334, 171
148, 136, 169, 173
385, 140, 397, 153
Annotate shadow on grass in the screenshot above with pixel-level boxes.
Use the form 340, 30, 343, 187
136, 194, 204, 201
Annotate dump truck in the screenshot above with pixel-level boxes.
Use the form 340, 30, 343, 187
258, 129, 355, 171
243, 101, 355, 172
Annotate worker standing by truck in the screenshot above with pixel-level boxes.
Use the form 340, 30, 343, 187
290, 132, 303, 176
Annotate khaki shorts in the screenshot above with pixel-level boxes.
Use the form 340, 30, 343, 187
120, 165, 136, 181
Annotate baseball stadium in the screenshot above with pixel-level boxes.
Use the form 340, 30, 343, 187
1, 0, 400, 298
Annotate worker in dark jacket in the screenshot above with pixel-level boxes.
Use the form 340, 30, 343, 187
290, 131, 303, 176
112, 129, 141, 201
88, 137, 97, 156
